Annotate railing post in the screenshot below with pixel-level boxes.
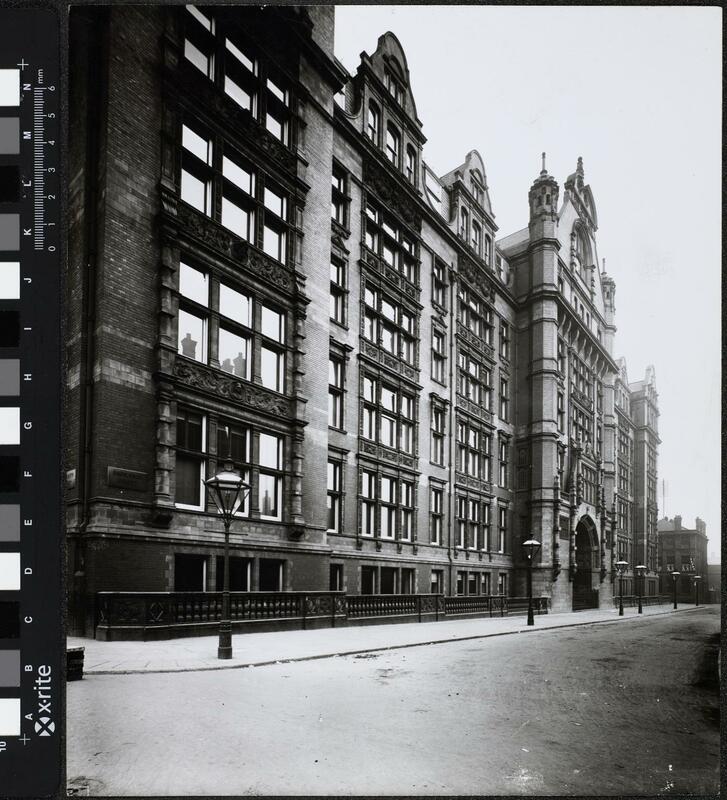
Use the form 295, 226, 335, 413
301, 593, 307, 631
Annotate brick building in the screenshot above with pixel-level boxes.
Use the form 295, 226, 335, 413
66, 6, 660, 636
657, 515, 708, 601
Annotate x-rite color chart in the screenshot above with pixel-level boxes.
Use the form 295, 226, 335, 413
0, 8, 62, 797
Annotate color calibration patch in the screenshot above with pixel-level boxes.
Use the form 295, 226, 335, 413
0, 9, 61, 797
0, 63, 21, 747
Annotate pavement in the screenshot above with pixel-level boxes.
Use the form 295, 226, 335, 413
66, 601, 702, 675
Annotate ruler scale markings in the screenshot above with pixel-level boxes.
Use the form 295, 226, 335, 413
0, 10, 62, 795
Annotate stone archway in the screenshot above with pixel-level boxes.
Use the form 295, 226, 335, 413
573, 516, 599, 610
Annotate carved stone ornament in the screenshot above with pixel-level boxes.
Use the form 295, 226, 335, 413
232, 240, 294, 293
363, 158, 422, 230
457, 253, 496, 303
173, 359, 291, 417
177, 204, 234, 258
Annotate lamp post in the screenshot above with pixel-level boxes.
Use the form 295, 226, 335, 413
522, 538, 542, 626
671, 570, 680, 610
205, 461, 250, 660
615, 560, 628, 616
693, 575, 701, 607
635, 565, 646, 614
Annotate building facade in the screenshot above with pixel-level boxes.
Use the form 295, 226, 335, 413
66, 6, 660, 636
657, 515, 708, 601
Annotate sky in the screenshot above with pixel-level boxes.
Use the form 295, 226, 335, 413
334, 5, 722, 563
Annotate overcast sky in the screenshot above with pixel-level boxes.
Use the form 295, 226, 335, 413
335, 5, 722, 563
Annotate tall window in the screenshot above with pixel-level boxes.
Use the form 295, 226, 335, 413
499, 439, 509, 488
498, 572, 508, 596
331, 165, 349, 227
468, 499, 481, 550
260, 304, 285, 392
330, 255, 347, 325
498, 506, 507, 553
224, 36, 257, 115
217, 421, 250, 515
457, 285, 483, 338
484, 234, 492, 265
430, 405, 445, 465
258, 432, 283, 519
385, 70, 403, 103
499, 377, 509, 421
459, 206, 469, 240
386, 124, 400, 165
264, 74, 290, 144
483, 431, 492, 482
363, 285, 416, 365
405, 146, 417, 184
432, 260, 447, 308
175, 408, 205, 509
431, 329, 446, 384
482, 503, 491, 551
401, 480, 414, 541
221, 148, 255, 243
367, 100, 380, 143
482, 366, 493, 412
181, 123, 213, 215
472, 221, 482, 256
361, 470, 376, 537
557, 392, 565, 432
431, 569, 443, 594
178, 262, 209, 364
456, 496, 467, 548
483, 307, 494, 347
430, 485, 443, 544
364, 203, 418, 284
499, 321, 510, 360
380, 476, 396, 539
457, 351, 482, 404
328, 357, 344, 429
456, 419, 480, 478
557, 338, 566, 375
184, 6, 215, 79
482, 571, 491, 595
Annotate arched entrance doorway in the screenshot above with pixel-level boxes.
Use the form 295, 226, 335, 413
573, 517, 599, 610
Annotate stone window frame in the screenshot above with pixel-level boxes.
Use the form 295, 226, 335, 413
182, 8, 295, 148
360, 370, 418, 457
175, 254, 290, 396
178, 114, 295, 266
357, 464, 418, 545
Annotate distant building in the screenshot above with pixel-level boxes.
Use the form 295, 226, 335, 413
65, 5, 662, 637
705, 563, 720, 604
657, 516, 708, 600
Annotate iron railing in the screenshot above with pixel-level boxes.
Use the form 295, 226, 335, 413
95, 590, 550, 638
612, 594, 670, 608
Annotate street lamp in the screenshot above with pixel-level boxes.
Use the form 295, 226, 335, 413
205, 461, 251, 660
693, 575, 701, 607
635, 565, 646, 614
522, 538, 542, 626
615, 560, 628, 616
671, 571, 680, 610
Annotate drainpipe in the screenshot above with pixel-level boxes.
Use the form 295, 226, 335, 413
446, 265, 456, 595
74, 9, 108, 635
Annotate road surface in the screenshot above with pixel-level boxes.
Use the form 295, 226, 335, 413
67, 606, 720, 796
